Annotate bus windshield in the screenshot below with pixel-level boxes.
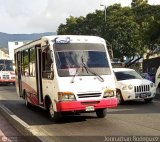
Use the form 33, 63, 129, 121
54, 43, 111, 77
0, 60, 14, 71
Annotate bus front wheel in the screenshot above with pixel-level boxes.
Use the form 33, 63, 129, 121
116, 89, 124, 104
96, 109, 107, 118
48, 103, 61, 122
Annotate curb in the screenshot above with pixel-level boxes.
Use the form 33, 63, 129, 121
0, 104, 43, 142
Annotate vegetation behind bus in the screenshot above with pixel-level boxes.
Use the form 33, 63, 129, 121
57, 0, 160, 65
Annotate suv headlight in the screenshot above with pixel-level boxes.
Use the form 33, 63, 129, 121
128, 85, 133, 90
103, 89, 114, 98
150, 83, 155, 88
122, 85, 133, 90
58, 92, 76, 101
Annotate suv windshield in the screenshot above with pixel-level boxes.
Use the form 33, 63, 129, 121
54, 43, 111, 77
115, 70, 142, 81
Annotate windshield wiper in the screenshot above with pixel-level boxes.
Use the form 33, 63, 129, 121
0, 65, 5, 71
82, 62, 104, 82
70, 65, 83, 83
80, 56, 104, 82
71, 56, 104, 83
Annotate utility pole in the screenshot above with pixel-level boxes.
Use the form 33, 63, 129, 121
100, 4, 106, 22
100, 4, 114, 59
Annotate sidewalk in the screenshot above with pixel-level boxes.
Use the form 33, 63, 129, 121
0, 113, 27, 142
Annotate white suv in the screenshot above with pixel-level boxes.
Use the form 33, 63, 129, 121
113, 68, 156, 104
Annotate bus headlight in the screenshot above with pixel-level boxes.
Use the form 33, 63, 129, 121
103, 89, 114, 98
58, 92, 76, 101
122, 85, 127, 90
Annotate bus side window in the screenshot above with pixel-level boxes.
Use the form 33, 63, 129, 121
22, 49, 29, 76
29, 47, 36, 77
42, 47, 54, 79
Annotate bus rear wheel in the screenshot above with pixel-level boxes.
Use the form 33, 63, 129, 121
96, 109, 107, 118
48, 103, 61, 122
24, 91, 32, 109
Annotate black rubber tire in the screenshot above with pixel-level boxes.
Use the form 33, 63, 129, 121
156, 86, 160, 95
116, 89, 124, 104
48, 103, 61, 122
24, 91, 32, 109
96, 109, 107, 118
144, 98, 153, 103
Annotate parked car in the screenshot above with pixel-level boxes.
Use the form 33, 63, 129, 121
113, 68, 156, 104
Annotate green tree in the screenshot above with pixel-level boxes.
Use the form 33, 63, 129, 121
57, 2, 160, 62
131, 1, 160, 58
104, 4, 143, 61
131, 0, 148, 8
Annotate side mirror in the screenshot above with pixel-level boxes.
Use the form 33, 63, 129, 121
48, 71, 54, 79
108, 49, 113, 59
50, 51, 54, 63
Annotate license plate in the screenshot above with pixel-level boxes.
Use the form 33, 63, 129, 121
86, 106, 95, 111
141, 93, 147, 98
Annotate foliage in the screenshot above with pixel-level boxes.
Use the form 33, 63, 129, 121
57, 0, 160, 61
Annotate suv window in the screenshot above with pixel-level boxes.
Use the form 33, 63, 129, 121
115, 70, 142, 81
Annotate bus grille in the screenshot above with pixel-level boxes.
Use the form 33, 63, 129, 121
3, 75, 9, 79
77, 93, 101, 98
134, 85, 150, 93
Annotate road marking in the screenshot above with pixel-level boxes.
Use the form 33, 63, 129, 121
0, 104, 30, 128
108, 108, 134, 112
0, 104, 52, 139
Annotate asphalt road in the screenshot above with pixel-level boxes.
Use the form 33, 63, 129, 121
0, 85, 160, 142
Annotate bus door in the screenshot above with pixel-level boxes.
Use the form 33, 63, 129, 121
16, 52, 23, 97
36, 46, 43, 104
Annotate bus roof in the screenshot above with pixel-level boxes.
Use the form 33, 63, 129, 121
0, 58, 12, 60
14, 35, 106, 53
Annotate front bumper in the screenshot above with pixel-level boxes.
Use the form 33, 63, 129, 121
0, 79, 15, 83
121, 90, 156, 101
56, 98, 118, 112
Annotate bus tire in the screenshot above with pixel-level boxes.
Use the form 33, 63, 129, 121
116, 89, 124, 104
48, 103, 61, 122
24, 91, 32, 109
96, 109, 107, 118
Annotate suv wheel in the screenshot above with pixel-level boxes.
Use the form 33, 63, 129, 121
144, 98, 153, 103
